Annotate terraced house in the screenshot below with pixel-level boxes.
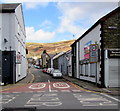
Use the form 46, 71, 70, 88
0, 3, 27, 85
71, 6, 120, 88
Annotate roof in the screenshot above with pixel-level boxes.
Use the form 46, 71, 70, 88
49, 54, 56, 58
0, 3, 21, 13
71, 6, 120, 47
52, 52, 65, 60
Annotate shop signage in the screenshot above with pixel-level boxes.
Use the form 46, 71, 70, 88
84, 41, 92, 59
80, 59, 89, 64
108, 50, 120, 58
89, 44, 98, 63
16, 53, 22, 64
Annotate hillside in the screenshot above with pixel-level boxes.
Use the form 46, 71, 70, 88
26, 40, 75, 58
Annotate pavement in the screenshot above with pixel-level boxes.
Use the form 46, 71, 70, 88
63, 76, 120, 96
1, 68, 120, 96
0, 68, 34, 91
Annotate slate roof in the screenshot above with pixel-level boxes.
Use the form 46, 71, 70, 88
0, 3, 21, 13
71, 6, 120, 46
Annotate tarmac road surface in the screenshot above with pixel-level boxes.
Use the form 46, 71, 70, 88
1, 68, 119, 111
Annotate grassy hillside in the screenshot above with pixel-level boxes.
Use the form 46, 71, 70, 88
26, 40, 75, 58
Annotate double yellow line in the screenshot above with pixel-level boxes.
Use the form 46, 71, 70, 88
68, 81, 101, 94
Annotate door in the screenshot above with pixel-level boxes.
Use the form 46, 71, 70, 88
2, 51, 16, 84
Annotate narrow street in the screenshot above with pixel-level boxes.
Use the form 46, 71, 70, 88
1, 67, 119, 111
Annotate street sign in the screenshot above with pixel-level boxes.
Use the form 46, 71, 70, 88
16, 54, 22, 64
108, 50, 120, 58
89, 44, 98, 63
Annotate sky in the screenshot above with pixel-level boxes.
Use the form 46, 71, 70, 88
0, 0, 119, 43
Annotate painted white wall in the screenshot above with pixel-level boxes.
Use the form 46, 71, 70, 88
79, 24, 101, 60
14, 5, 26, 82
1, 13, 14, 51
1, 4, 27, 82
0, 13, 2, 50
78, 24, 101, 83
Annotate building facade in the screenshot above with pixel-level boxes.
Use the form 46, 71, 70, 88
51, 52, 65, 69
58, 50, 72, 76
0, 3, 27, 85
51, 51, 72, 76
71, 7, 120, 87
41, 50, 50, 68
66, 50, 72, 77
58, 52, 67, 76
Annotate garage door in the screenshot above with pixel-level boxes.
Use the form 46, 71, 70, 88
109, 59, 120, 87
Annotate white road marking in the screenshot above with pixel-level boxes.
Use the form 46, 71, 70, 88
43, 102, 62, 106
48, 80, 52, 92
61, 90, 70, 92
43, 93, 58, 96
48, 80, 50, 83
25, 93, 62, 107
49, 85, 52, 92
51, 90, 58, 92
24, 104, 39, 107
102, 88, 111, 92
53, 82, 70, 89
1, 95, 17, 104
73, 93, 118, 107
72, 90, 81, 92
29, 83, 46, 89
101, 93, 120, 102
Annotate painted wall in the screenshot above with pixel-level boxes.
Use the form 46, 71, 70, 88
78, 24, 101, 83
0, 4, 1, 49
15, 5, 27, 82
58, 53, 67, 76
79, 24, 101, 60
0, 4, 27, 82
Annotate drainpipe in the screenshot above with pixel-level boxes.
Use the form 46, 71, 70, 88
100, 21, 105, 88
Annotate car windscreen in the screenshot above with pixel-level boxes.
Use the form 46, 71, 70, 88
54, 70, 61, 73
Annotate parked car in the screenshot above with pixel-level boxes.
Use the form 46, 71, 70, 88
47, 68, 54, 75
42, 68, 47, 73
52, 69, 62, 78
47, 68, 51, 74
34, 65, 40, 69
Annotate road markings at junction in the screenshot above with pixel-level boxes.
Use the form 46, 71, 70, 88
25, 93, 62, 107
72, 90, 82, 92
0, 94, 18, 104
53, 82, 70, 89
48, 80, 52, 92
29, 83, 46, 89
73, 93, 117, 107
48, 80, 50, 83
61, 90, 70, 92
101, 93, 120, 102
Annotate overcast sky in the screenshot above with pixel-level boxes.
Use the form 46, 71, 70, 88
0, 0, 119, 43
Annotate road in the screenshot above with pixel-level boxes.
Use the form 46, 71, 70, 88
1, 67, 119, 111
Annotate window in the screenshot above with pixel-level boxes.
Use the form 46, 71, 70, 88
90, 63, 96, 77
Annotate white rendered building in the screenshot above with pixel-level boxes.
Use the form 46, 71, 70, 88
0, 3, 27, 84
